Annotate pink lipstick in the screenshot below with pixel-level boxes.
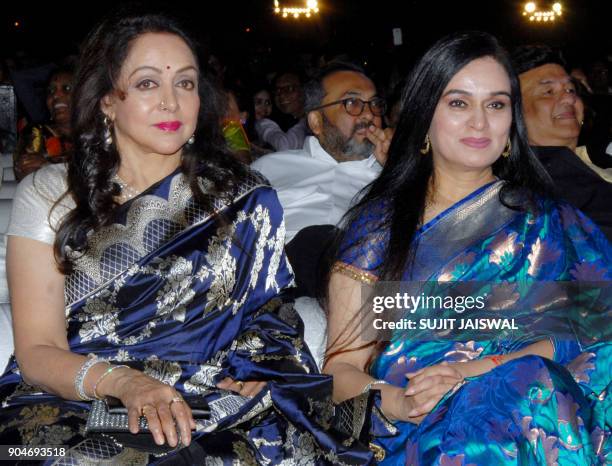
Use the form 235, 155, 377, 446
460, 137, 491, 149
154, 121, 182, 131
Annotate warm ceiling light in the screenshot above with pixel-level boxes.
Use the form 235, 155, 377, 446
273, 0, 319, 19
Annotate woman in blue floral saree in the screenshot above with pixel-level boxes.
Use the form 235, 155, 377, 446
0, 12, 373, 465
323, 32, 611, 466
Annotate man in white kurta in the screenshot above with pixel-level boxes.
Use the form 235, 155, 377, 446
251, 136, 382, 243
252, 63, 389, 242
251, 62, 391, 368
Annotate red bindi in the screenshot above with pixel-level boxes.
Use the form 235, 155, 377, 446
166, 66, 171, 70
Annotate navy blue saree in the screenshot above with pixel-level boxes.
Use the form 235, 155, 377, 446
0, 169, 374, 465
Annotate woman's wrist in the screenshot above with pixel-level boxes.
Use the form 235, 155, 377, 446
381, 385, 412, 421
95, 366, 136, 399
455, 359, 492, 379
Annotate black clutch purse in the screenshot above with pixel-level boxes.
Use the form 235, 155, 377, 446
85, 396, 210, 456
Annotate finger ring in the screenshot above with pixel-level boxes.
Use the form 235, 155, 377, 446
235, 380, 244, 391
170, 396, 184, 406
140, 404, 155, 416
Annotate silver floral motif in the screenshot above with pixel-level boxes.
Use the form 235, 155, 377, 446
78, 297, 119, 343
184, 350, 228, 394
202, 225, 238, 315
143, 256, 195, 322
142, 356, 182, 386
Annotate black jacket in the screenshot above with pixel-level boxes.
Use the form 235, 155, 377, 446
532, 145, 612, 241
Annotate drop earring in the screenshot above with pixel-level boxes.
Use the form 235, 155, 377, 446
420, 134, 431, 155
103, 116, 113, 149
501, 139, 511, 158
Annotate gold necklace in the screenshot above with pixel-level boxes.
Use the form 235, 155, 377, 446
111, 174, 142, 202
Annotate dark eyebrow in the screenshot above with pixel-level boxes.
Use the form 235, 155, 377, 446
176, 65, 199, 74
129, 66, 162, 78
443, 89, 511, 98
538, 77, 572, 85
128, 65, 198, 79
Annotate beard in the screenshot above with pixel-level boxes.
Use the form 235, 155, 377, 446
319, 114, 374, 161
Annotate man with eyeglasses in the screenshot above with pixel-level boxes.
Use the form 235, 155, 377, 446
511, 45, 612, 240
254, 71, 309, 151
251, 61, 392, 369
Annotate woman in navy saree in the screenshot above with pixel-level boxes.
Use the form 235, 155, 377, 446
0, 12, 373, 465
323, 32, 611, 465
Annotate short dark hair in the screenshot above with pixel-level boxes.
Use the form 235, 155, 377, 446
510, 45, 567, 75
304, 61, 367, 112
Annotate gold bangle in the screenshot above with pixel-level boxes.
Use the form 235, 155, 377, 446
92, 364, 130, 400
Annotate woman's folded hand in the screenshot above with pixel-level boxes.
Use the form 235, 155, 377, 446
217, 377, 267, 397
99, 368, 196, 447
403, 362, 464, 419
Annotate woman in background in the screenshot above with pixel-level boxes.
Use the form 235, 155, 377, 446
13, 66, 74, 181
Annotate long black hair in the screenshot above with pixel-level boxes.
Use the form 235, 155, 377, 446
338, 31, 553, 283
323, 31, 554, 360
53, 12, 248, 273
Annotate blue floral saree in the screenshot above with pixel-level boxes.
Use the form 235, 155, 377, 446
0, 168, 374, 465
336, 181, 611, 465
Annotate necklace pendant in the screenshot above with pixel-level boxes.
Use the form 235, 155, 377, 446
112, 174, 142, 202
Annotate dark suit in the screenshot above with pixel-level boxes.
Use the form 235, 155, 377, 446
532, 145, 612, 241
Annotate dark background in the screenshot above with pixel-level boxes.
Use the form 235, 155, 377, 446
3, 0, 610, 67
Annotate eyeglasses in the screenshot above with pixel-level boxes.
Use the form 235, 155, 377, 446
309, 97, 386, 117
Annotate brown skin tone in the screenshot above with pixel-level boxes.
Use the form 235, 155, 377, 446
274, 73, 305, 118
307, 70, 393, 164
46, 72, 73, 137
254, 90, 273, 120
14, 72, 75, 180
519, 64, 584, 152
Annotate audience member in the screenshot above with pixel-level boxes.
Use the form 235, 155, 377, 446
222, 89, 252, 164
512, 45, 612, 240
254, 71, 309, 151
13, 66, 74, 181
240, 86, 274, 158
253, 87, 273, 120
324, 31, 610, 465
252, 61, 391, 244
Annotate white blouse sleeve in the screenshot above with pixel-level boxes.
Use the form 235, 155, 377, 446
6, 164, 74, 245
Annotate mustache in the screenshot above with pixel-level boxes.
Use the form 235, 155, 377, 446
352, 121, 372, 134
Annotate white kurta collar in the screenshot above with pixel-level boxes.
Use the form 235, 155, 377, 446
303, 136, 379, 168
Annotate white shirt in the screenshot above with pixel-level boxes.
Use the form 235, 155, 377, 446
251, 136, 382, 243
254, 117, 309, 152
